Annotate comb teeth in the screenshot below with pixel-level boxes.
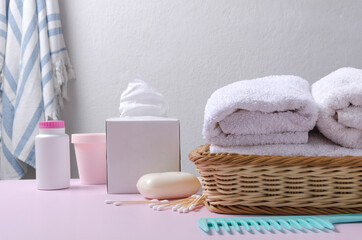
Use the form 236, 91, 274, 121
198, 216, 335, 234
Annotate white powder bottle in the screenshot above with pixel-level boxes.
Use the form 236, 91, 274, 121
35, 121, 70, 190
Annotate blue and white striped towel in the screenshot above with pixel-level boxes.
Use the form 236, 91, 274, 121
0, 0, 74, 179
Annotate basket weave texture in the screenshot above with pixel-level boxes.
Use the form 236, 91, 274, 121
189, 144, 362, 215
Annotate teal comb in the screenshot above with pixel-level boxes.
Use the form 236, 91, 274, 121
198, 214, 362, 234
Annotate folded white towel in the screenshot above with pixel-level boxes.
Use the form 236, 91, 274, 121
203, 75, 318, 146
312, 67, 362, 148
210, 132, 362, 157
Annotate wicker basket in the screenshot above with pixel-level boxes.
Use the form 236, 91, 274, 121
189, 144, 362, 215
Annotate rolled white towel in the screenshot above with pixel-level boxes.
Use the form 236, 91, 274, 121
210, 132, 362, 157
203, 75, 318, 146
312, 67, 362, 148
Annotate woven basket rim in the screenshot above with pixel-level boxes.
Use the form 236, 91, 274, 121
189, 144, 362, 167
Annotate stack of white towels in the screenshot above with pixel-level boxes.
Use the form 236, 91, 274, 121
203, 67, 362, 157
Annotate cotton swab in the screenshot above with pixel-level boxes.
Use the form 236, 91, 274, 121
177, 195, 205, 213
187, 195, 202, 210
104, 195, 205, 213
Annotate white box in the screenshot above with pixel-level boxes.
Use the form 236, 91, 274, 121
106, 117, 180, 193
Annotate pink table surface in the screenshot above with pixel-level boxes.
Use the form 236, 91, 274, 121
0, 179, 361, 240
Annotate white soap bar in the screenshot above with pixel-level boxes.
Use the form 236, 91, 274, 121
136, 172, 201, 199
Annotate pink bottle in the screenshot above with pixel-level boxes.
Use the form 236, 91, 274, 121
35, 121, 70, 190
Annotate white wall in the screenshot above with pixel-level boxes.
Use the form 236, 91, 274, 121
54, 0, 362, 178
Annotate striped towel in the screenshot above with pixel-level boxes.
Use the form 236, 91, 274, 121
0, 0, 74, 179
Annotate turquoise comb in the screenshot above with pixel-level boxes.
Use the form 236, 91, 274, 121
198, 214, 362, 233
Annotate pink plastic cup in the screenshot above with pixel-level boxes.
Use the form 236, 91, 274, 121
71, 133, 106, 185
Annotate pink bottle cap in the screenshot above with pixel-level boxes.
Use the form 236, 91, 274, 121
39, 121, 65, 129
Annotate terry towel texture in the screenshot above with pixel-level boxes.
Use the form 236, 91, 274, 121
312, 67, 362, 149
210, 132, 362, 157
203, 75, 318, 146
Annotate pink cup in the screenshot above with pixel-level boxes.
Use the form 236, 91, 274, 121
71, 133, 106, 185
